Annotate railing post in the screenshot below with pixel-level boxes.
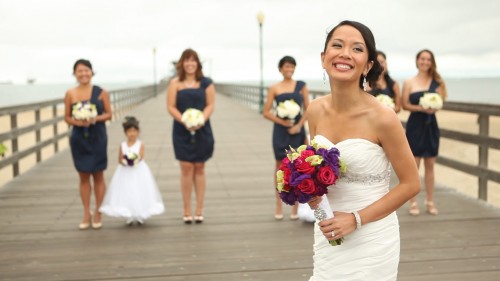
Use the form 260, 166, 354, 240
478, 114, 489, 201
10, 113, 19, 177
35, 109, 41, 163
52, 104, 59, 153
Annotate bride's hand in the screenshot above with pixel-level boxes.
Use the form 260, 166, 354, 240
318, 211, 357, 241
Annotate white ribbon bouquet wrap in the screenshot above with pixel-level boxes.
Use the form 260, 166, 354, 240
181, 108, 205, 143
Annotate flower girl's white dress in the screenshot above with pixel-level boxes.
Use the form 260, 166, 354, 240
309, 135, 399, 281
100, 140, 164, 221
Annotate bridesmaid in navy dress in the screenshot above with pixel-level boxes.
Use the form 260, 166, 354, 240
64, 59, 112, 230
402, 49, 447, 216
167, 49, 215, 224
263, 56, 310, 220
369, 51, 401, 113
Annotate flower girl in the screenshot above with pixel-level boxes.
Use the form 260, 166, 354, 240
100, 116, 164, 225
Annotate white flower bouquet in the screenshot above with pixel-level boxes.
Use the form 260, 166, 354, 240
181, 108, 205, 143
276, 99, 301, 120
72, 101, 98, 121
419, 93, 443, 110
375, 94, 395, 109
122, 151, 139, 167
72, 101, 98, 138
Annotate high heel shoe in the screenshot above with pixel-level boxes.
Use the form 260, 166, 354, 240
409, 201, 420, 216
79, 222, 90, 230
425, 200, 439, 215
194, 215, 204, 224
183, 216, 193, 224
274, 214, 284, 220
290, 213, 299, 220
92, 212, 102, 229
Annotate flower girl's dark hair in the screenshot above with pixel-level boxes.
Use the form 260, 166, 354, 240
122, 116, 140, 131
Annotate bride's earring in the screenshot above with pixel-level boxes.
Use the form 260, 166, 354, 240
323, 69, 326, 84
362, 75, 368, 91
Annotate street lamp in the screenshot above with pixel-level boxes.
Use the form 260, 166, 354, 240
153, 47, 157, 96
256, 11, 265, 113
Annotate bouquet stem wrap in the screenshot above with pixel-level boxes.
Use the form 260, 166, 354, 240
313, 194, 343, 246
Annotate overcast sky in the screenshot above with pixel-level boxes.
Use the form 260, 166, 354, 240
1, 0, 499, 85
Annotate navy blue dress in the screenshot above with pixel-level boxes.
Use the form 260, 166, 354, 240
172, 77, 214, 162
272, 81, 306, 160
405, 79, 441, 157
369, 77, 396, 98
70, 85, 108, 173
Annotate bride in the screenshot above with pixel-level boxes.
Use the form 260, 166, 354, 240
306, 21, 421, 280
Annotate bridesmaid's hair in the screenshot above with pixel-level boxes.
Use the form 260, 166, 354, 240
375, 51, 395, 92
278, 56, 296, 68
176, 48, 204, 82
122, 116, 140, 131
73, 59, 94, 75
323, 20, 383, 90
416, 49, 447, 100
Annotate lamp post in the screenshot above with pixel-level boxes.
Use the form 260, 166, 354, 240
153, 47, 157, 96
256, 11, 265, 113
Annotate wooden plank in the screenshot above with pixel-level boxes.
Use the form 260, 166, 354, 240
0, 93, 499, 281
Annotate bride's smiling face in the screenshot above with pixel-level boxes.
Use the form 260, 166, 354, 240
321, 25, 371, 84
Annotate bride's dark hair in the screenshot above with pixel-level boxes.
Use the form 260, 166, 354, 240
323, 20, 383, 90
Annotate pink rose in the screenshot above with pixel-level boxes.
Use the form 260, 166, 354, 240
297, 178, 317, 194
294, 157, 315, 174
301, 149, 315, 158
316, 166, 337, 185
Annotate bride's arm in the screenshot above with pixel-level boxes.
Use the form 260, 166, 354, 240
358, 108, 421, 224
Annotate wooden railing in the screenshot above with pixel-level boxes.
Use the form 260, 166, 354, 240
0, 82, 167, 180
215, 83, 500, 201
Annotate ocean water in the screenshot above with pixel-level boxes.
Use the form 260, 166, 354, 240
226, 77, 500, 105
0, 82, 148, 107
1, 77, 500, 107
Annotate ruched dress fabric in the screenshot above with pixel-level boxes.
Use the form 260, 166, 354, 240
69, 85, 107, 173
100, 140, 165, 220
272, 81, 306, 160
309, 135, 399, 281
172, 77, 214, 162
405, 79, 441, 157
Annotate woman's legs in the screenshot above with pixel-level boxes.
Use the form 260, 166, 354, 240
92, 171, 106, 224
408, 157, 422, 215
78, 172, 92, 224
193, 162, 206, 216
423, 157, 438, 214
180, 161, 195, 217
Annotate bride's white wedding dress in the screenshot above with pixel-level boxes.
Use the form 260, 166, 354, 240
309, 135, 399, 281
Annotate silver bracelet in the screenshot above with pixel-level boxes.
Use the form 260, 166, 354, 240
352, 211, 362, 230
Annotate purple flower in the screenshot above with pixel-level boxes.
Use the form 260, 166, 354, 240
290, 172, 311, 187
317, 148, 340, 175
280, 191, 297, 206
295, 190, 312, 204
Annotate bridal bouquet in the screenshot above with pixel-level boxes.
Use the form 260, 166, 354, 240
419, 92, 443, 110
276, 99, 301, 120
276, 140, 346, 246
122, 151, 139, 167
72, 101, 98, 138
181, 108, 205, 143
375, 94, 395, 109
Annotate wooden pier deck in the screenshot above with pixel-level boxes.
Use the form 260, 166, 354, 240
1, 92, 499, 281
